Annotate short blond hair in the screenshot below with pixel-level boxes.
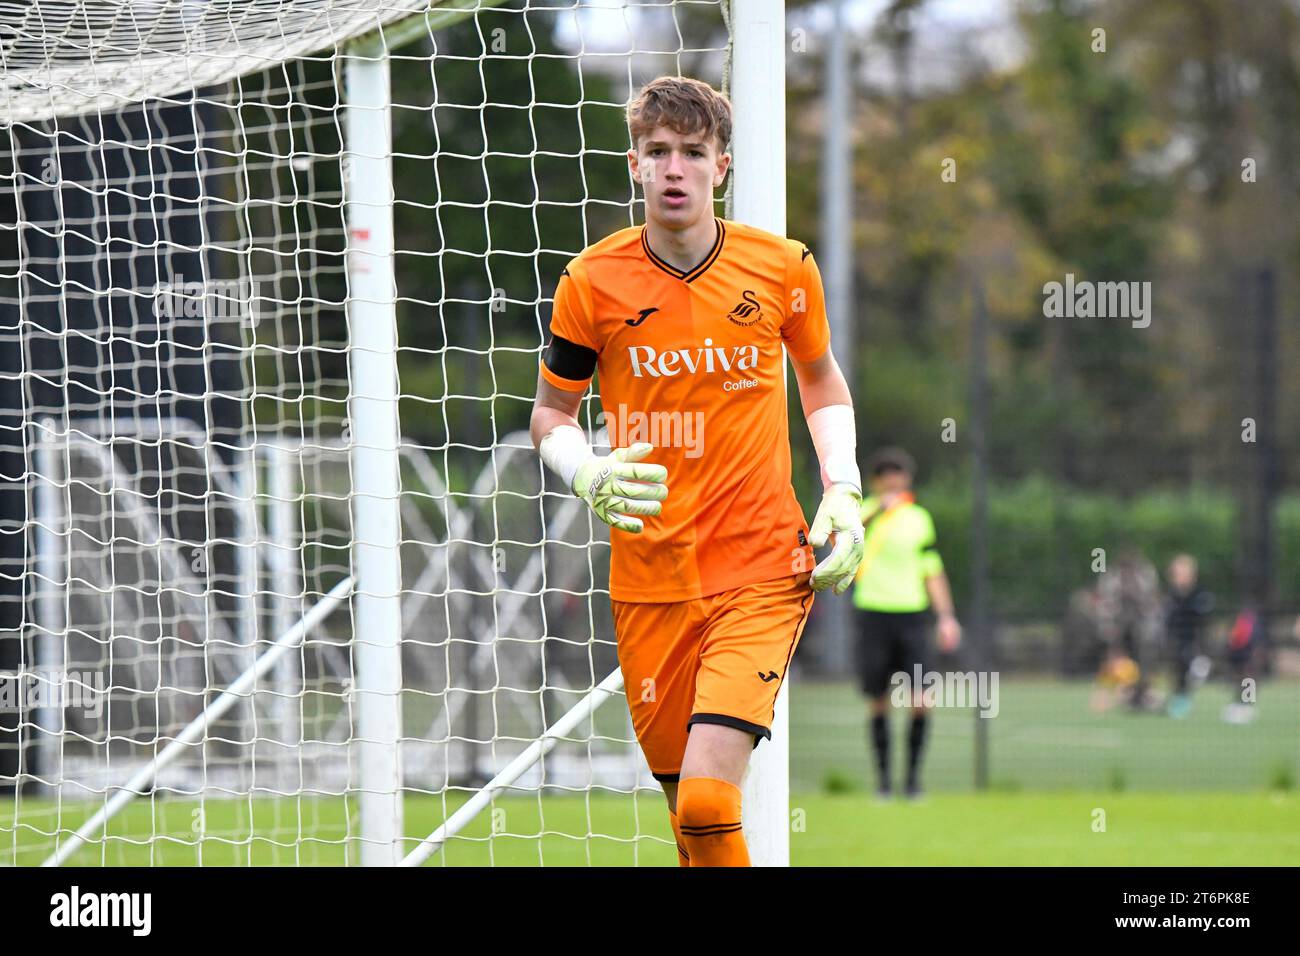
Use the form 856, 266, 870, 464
627, 76, 732, 154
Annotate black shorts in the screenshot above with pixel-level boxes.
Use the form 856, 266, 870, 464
856, 609, 931, 698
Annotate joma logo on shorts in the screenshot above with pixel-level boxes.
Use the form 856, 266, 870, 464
757, 670, 779, 683
627, 339, 760, 378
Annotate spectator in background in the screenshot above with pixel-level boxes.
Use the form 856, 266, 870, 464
1222, 606, 1262, 725
851, 448, 961, 800
1163, 554, 1214, 719
1096, 548, 1163, 712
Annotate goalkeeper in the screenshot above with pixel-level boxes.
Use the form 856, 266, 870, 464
530, 76, 864, 867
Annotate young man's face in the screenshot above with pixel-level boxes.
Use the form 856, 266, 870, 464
629, 125, 730, 230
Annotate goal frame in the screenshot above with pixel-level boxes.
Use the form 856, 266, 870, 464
729, 0, 790, 868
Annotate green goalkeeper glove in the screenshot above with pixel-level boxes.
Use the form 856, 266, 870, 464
572, 442, 669, 534
807, 482, 865, 594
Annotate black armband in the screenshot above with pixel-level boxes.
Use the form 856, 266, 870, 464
542, 333, 597, 382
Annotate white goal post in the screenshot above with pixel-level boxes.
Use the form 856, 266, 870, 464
0, 0, 792, 867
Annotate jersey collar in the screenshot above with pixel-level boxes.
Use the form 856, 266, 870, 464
641, 217, 725, 283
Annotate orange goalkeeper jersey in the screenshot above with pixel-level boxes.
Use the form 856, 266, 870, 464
540, 218, 830, 603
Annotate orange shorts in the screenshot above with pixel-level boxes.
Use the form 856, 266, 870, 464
611, 572, 815, 782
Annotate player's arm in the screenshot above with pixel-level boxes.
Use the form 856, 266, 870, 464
925, 573, 961, 651
783, 242, 865, 595
531, 270, 668, 534
790, 346, 852, 415
530, 370, 584, 448
916, 512, 960, 651
790, 345, 864, 594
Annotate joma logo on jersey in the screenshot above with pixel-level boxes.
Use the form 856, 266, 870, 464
726, 290, 763, 327
627, 338, 761, 378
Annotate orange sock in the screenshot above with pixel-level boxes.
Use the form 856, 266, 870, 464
676, 776, 750, 867
667, 810, 691, 867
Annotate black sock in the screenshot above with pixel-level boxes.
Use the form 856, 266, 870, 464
907, 713, 928, 788
870, 713, 890, 789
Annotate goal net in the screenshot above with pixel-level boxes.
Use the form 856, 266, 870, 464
0, 0, 766, 866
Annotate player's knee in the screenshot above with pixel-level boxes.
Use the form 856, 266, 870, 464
661, 781, 678, 815
676, 776, 742, 829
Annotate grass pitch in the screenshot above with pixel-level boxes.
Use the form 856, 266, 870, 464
4, 677, 1296, 866
5, 790, 1297, 866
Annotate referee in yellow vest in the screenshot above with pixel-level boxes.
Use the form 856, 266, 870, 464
852, 448, 961, 799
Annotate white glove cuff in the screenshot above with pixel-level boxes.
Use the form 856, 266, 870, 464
538, 424, 593, 491
807, 403, 861, 493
